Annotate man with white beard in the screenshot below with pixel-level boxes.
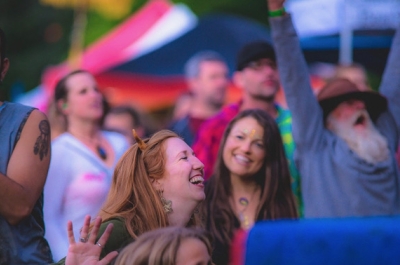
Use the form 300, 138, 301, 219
267, 0, 400, 218
321, 79, 390, 165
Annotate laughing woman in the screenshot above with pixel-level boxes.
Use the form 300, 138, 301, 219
44, 70, 129, 261
201, 109, 298, 265
93, 130, 205, 258
54, 129, 206, 264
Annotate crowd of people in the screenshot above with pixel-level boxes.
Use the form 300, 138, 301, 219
1, 0, 400, 264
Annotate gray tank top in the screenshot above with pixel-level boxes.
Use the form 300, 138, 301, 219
0, 101, 53, 264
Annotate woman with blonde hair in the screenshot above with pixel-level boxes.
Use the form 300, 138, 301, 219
201, 109, 298, 264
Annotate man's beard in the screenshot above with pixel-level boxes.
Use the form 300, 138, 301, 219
327, 109, 390, 164
249, 84, 278, 103
206, 90, 225, 110
209, 98, 224, 110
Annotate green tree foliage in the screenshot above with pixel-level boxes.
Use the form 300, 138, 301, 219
0, 0, 73, 100
172, 0, 269, 25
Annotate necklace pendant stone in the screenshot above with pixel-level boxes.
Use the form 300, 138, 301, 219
243, 215, 250, 229
97, 146, 107, 160
239, 197, 249, 206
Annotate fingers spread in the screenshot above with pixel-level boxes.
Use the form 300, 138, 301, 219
97, 223, 114, 248
80, 215, 92, 241
88, 216, 102, 243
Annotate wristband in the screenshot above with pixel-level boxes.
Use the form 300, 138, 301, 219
268, 7, 286, 17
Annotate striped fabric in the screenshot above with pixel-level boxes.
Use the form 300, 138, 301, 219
276, 105, 302, 216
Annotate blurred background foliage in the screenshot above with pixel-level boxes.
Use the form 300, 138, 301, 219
0, 0, 270, 101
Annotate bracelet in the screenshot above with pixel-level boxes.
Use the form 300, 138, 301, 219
268, 7, 286, 17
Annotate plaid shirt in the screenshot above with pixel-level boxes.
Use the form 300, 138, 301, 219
192, 101, 303, 215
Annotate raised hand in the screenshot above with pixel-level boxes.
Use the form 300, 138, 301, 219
65, 215, 118, 265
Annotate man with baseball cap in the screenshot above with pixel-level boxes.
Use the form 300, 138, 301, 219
192, 40, 302, 213
267, 0, 400, 217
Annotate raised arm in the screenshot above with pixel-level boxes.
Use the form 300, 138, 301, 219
0, 109, 50, 225
379, 21, 400, 131
267, 0, 326, 150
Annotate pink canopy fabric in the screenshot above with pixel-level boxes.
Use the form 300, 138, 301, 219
41, 0, 203, 111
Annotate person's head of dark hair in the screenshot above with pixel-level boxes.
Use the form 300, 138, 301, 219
53, 69, 106, 126
107, 105, 143, 128
216, 109, 295, 200
54, 69, 89, 102
202, 109, 297, 245
236, 41, 276, 71
184, 50, 227, 79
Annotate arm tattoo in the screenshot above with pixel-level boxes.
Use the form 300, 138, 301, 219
33, 120, 50, 161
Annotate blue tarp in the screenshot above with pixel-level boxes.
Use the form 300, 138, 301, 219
110, 13, 394, 77
245, 216, 400, 265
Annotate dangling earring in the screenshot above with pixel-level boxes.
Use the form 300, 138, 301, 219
158, 189, 173, 214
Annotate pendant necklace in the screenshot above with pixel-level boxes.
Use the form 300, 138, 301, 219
238, 197, 250, 229
236, 187, 258, 230
96, 145, 107, 160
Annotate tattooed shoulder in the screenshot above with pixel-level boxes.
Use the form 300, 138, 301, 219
33, 120, 50, 161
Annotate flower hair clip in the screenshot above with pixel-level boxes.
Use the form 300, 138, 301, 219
132, 129, 147, 151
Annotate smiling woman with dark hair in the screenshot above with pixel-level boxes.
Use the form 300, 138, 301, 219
201, 109, 298, 265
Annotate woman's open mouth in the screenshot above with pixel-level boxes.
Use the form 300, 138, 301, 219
189, 176, 204, 186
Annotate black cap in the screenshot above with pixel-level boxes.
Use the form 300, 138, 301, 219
236, 41, 276, 71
